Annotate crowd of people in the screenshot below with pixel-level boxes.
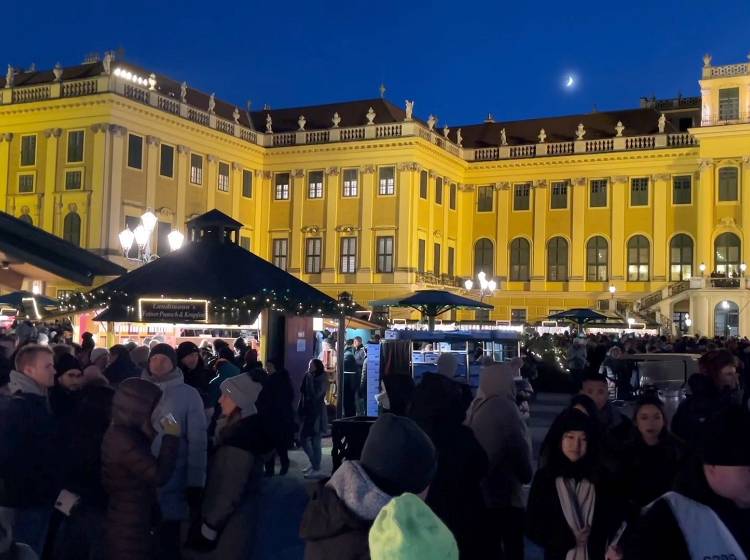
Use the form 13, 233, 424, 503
0, 330, 298, 560
300, 333, 750, 560
0, 324, 749, 560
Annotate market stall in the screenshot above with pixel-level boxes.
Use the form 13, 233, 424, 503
59, 210, 351, 390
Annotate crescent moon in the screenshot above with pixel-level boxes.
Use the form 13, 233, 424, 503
566, 75, 574, 87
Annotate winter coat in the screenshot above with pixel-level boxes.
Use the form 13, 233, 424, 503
207, 361, 241, 410
672, 373, 741, 445
0, 371, 61, 508
193, 415, 267, 559
61, 385, 115, 510
256, 369, 296, 449
299, 371, 329, 438
527, 467, 621, 560
619, 431, 687, 512
300, 461, 391, 560
103, 356, 140, 387
143, 368, 208, 521
624, 458, 750, 560
408, 372, 489, 559
343, 348, 357, 373
102, 379, 179, 560
466, 363, 532, 509
408, 373, 472, 436
180, 358, 213, 407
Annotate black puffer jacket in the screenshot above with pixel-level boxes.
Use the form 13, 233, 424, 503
102, 378, 179, 560
672, 374, 740, 445
0, 374, 61, 508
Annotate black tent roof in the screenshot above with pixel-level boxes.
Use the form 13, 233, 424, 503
62, 210, 340, 323
0, 211, 124, 288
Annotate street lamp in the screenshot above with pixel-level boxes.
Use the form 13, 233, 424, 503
627, 317, 635, 328
119, 210, 183, 264
609, 285, 616, 297
741, 263, 747, 275
699, 262, 706, 275
465, 271, 497, 302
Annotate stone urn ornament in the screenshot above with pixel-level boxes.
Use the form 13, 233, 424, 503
366, 107, 376, 125
298, 115, 306, 131
331, 112, 341, 128
575, 123, 586, 140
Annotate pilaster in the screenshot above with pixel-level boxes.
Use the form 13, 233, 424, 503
357, 165, 376, 284
107, 125, 126, 251
569, 177, 586, 290
0, 133, 12, 212
742, 157, 750, 265
42, 128, 62, 232
495, 183, 510, 281
697, 159, 715, 270
652, 174, 669, 281
531, 179, 547, 290
206, 155, 217, 211
610, 176, 627, 285
290, 169, 305, 272
175, 145, 188, 230
145, 135, 159, 211
322, 167, 340, 283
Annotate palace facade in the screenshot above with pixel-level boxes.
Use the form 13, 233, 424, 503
2, 53, 750, 336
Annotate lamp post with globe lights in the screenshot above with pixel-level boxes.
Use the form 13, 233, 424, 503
118, 210, 184, 264
464, 271, 497, 303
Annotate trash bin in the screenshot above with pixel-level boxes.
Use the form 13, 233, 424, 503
331, 416, 378, 472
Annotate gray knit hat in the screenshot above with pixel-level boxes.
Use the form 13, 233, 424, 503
220, 374, 263, 417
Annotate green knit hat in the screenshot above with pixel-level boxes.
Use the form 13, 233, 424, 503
368, 493, 458, 560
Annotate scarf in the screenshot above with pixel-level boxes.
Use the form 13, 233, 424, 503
555, 477, 596, 560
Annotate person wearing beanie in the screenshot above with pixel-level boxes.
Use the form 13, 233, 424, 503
368, 493, 458, 560
618, 394, 687, 513
102, 378, 180, 560
465, 361, 530, 560
527, 409, 623, 560
104, 344, 140, 387
129, 345, 150, 371
49, 352, 84, 418
89, 347, 110, 371
176, 341, 212, 408
207, 346, 241, 411
186, 374, 272, 557
300, 413, 437, 560
623, 406, 750, 560
142, 343, 207, 559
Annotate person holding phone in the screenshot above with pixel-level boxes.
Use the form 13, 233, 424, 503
102, 378, 180, 560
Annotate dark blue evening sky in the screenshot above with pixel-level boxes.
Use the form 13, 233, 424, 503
6, 0, 750, 125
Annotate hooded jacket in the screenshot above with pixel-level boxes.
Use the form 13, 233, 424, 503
300, 461, 392, 560
465, 362, 532, 509
102, 379, 179, 560
142, 367, 207, 520
0, 371, 60, 508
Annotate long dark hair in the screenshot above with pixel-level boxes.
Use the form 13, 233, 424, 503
545, 409, 601, 481
308, 358, 325, 376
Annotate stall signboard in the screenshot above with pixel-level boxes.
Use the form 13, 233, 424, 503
138, 298, 209, 323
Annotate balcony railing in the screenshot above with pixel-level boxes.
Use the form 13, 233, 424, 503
0, 71, 701, 163
415, 271, 465, 288
701, 113, 750, 127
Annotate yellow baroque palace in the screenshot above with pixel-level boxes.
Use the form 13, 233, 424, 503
2, 52, 750, 337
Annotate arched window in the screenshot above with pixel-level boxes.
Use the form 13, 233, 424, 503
715, 232, 741, 276
473, 238, 494, 277
669, 234, 693, 281
63, 212, 81, 246
509, 238, 530, 281
586, 236, 608, 281
547, 237, 568, 281
627, 235, 650, 281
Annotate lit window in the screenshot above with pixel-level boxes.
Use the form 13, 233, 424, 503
272, 239, 288, 270
343, 169, 358, 197
378, 167, 395, 195
217, 162, 230, 192
305, 238, 322, 273
190, 154, 203, 185
377, 236, 394, 273
275, 173, 290, 200
340, 237, 357, 273
308, 171, 324, 199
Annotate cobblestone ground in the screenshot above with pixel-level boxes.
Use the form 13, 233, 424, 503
247, 393, 573, 560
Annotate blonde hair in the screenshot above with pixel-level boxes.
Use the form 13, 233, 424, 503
14, 344, 53, 372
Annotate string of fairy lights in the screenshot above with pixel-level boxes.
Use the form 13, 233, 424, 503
58, 286, 354, 321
